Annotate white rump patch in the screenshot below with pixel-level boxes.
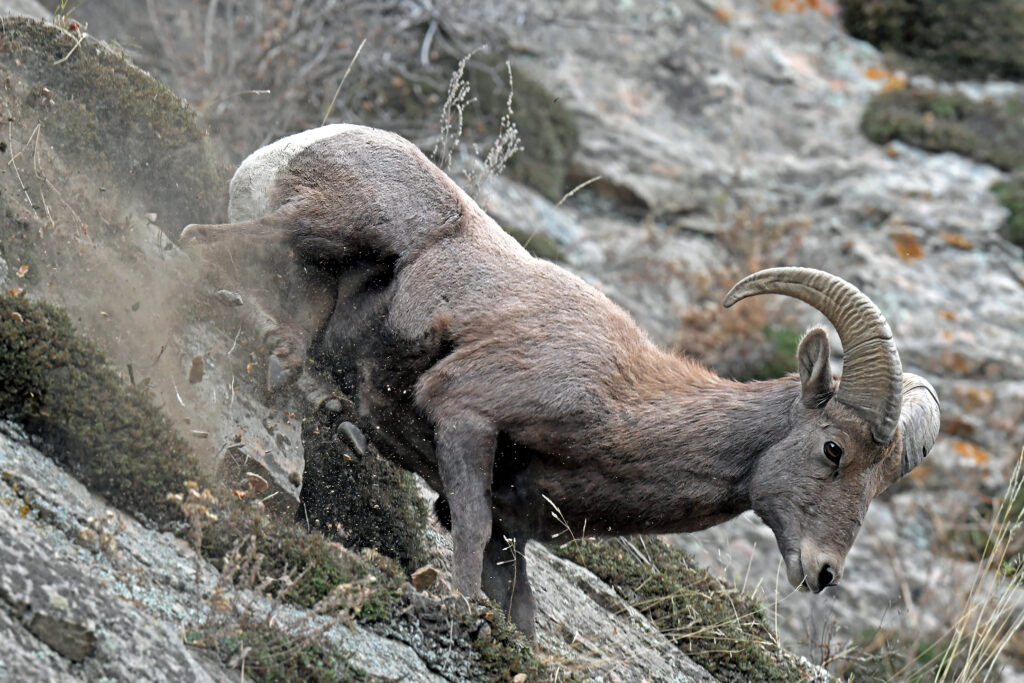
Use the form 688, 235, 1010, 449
228, 124, 359, 222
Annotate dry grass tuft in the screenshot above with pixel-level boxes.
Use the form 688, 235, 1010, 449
927, 451, 1024, 681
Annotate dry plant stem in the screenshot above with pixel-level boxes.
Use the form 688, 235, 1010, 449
433, 47, 481, 171
420, 19, 439, 66
321, 38, 367, 126
521, 174, 602, 250
29, 124, 55, 230
203, 0, 218, 73
53, 30, 85, 65
7, 121, 35, 212
499, 535, 519, 625
896, 452, 1024, 681
942, 454, 1024, 681
465, 59, 522, 196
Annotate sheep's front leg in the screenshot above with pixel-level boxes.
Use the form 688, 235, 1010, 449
434, 413, 496, 599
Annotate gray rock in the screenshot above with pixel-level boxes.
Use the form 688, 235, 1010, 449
0, 426, 462, 682
530, 543, 719, 682
0, 0, 48, 20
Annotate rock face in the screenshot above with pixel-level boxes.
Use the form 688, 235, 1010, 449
530, 545, 719, 682
2, 0, 1024, 678
0, 423, 727, 681
0, 425, 233, 681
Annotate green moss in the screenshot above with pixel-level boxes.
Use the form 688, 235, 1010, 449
466, 603, 547, 681
862, 89, 1024, 172
0, 293, 202, 525
193, 621, 368, 682
840, 0, 1024, 81
993, 172, 1024, 247
0, 18, 227, 229
200, 498, 407, 615
0, 294, 534, 677
299, 411, 430, 573
556, 537, 807, 682
735, 326, 800, 382
861, 89, 1024, 248
0, 293, 405, 616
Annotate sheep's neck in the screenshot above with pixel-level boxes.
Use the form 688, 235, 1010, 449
538, 372, 799, 537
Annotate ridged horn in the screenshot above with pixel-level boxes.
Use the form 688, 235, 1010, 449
723, 267, 903, 444
898, 373, 941, 476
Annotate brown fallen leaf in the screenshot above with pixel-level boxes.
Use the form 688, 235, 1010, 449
939, 232, 973, 250
890, 232, 923, 261
245, 471, 269, 493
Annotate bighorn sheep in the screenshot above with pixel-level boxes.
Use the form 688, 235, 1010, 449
182, 124, 941, 637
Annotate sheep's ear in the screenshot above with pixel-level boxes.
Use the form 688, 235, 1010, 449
797, 328, 833, 408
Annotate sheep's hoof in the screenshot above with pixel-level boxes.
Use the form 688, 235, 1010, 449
179, 223, 206, 243
215, 289, 244, 306
339, 421, 367, 458
267, 354, 302, 392
267, 355, 286, 391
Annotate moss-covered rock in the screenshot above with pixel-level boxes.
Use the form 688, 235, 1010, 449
0, 18, 227, 230
862, 89, 1024, 172
861, 88, 1024, 247
298, 410, 430, 573
0, 293, 201, 526
192, 622, 369, 683
840, 0, 1024, 81
993, 172, 1024, 247
557, 537, 808, 682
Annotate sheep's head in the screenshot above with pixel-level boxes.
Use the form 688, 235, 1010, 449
724, 268, 940, 593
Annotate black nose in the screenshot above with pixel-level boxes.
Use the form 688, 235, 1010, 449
817, 565, 836, 590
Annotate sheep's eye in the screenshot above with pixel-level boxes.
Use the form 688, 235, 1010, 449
824, 441, 843, 465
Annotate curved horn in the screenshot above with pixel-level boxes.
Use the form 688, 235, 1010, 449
723, 267, 903, 444
898, 373, 941, 476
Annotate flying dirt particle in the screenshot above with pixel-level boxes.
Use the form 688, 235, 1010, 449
189, 430, 209, 439
16, 265, 28, 278
215, 289, 243, 306
188, 354, 205, 383
411, 564, 439, 591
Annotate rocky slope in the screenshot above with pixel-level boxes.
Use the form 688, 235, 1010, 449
2, 0, 1023, 679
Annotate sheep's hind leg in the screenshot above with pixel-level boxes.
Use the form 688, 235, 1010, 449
434, 412, 496, 600
180, 210, 292, 246
180, 211, 328, 393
